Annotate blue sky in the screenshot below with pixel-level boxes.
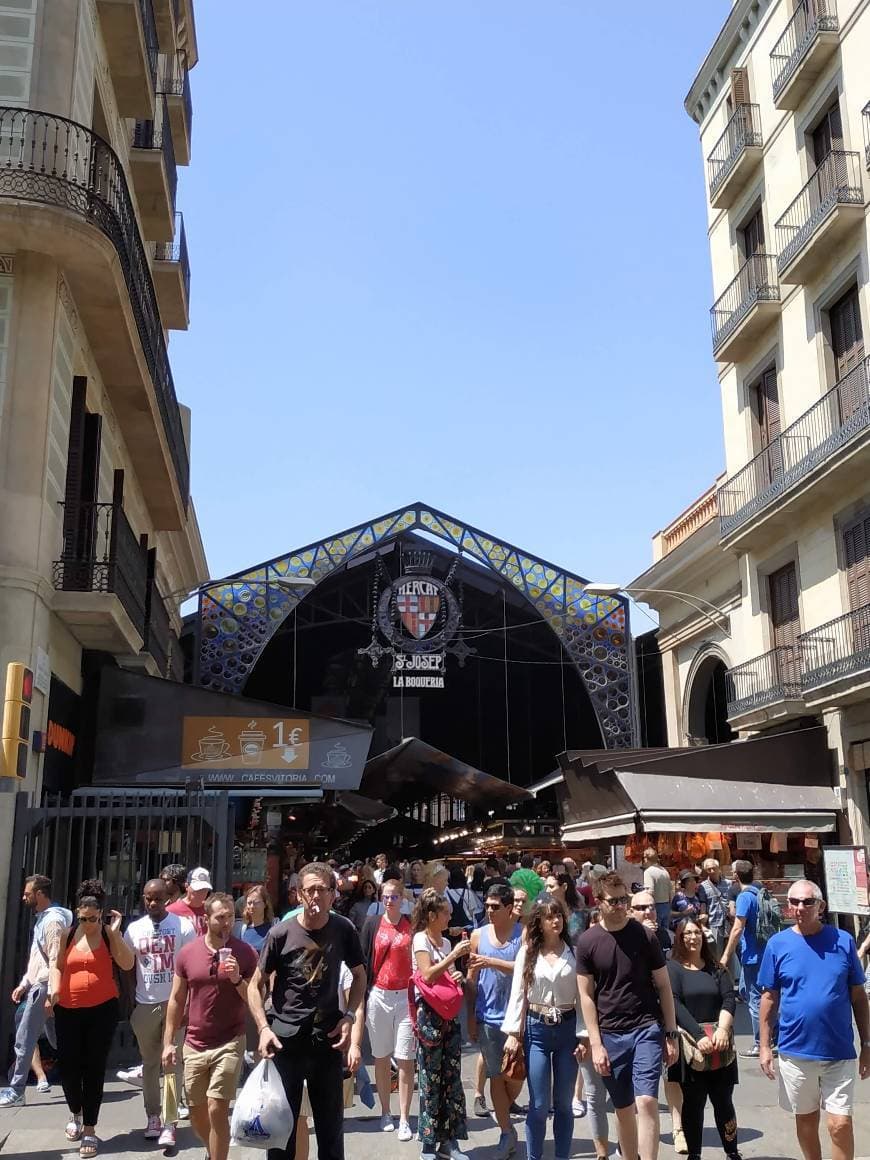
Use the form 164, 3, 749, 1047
171, 1, 731, 614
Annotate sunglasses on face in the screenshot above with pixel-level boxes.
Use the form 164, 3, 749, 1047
788, 897, 818, 907
484, 902, 503, 911
78, 915, 101, 924
601, 896, 630, 907
631, 903, 655, 912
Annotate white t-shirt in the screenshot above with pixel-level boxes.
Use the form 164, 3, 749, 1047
412, 931, 450, 961
124, 912, 196, 1003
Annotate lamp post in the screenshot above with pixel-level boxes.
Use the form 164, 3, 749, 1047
583, 582, 730, 635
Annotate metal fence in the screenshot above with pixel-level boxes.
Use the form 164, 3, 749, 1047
800, 603, 870, 690
710, 252, 779, 352
770, 0, 838, 100
708, 103, 762, 198
725, 644, 801, 717
775, 150, 862, 272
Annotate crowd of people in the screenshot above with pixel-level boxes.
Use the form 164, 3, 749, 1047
0, 848, 868, 1160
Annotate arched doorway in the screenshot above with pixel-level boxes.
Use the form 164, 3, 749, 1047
685, 653, 734, 745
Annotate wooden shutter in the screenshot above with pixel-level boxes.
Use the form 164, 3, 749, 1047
741, 208, 765, 259
730, 67, 750, 107
844, 514, 870, 611
830, 286, 864, 380
753, 367, 782, 481
812, 101, 843, 167
61, 377, 88, 566
769, 563, 800, 648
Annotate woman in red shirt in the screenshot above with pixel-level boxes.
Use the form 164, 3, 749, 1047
360, 880, 415, 1139
49, 880, 134, 1158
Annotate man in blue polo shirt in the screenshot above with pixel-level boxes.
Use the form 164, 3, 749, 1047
758, 879, 870, 1160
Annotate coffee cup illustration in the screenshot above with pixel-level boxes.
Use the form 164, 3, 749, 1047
239, 722, 266, 765
192, 725, 230, 763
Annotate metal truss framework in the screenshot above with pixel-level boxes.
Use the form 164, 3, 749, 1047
195, 503, 634, 748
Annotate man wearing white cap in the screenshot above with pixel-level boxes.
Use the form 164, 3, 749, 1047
168, 867, 211, 935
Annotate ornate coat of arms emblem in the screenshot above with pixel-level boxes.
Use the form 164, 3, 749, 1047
395, 579, 441, 640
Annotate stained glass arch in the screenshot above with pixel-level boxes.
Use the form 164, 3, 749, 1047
195, 502, 634, 749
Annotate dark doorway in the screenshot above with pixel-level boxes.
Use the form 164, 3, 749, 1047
687, 656, 734, 745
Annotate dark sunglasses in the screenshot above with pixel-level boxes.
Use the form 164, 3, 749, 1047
788, 897, 818, 907
484, 901, 503, 910
77, 915, 101, 924
631, 903, 655, 911
601, 895, 630, 907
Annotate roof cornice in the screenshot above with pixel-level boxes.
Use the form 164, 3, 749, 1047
684, 0, 773, 125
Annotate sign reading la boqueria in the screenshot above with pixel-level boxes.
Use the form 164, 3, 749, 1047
358, 554, 473, 689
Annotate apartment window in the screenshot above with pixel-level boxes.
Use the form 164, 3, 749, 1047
768, 561, 800, 685
843, 512, 870, 611
61, 377, 102, 570
740, 206, 765, 260
750, 365, 782, 481
811, 99, 843, 167
829, 285, 864, 381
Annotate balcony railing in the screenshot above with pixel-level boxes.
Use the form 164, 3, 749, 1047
770, 0, 838, 101
53, 500, 149, 639
132, 96, 177, 211
655, 484, 719, 559
800, 603, 870, 690
708, 104, 763, 200
153, 210, 190, 302
863, 102, 870, 170
138, 0, 160, 95
718, 356, 870, 537
0, 107, 189, 501
158, 53, 192, 138
775, 150, 862, 273
710, 253, 780, 353
144, 580, 175, 676
725, 645, 801, 717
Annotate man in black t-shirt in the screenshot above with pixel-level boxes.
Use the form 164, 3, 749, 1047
248, 863, 365, 1160
576, 871, 679, 1160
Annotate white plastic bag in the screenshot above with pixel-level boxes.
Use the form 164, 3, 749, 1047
231, 1058, 294, 1151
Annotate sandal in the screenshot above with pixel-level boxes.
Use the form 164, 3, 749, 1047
79, 1134, 99, 1158
65, 1118, 83, 1142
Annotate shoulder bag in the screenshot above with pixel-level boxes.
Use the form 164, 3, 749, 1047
678, 1022, 735, 1072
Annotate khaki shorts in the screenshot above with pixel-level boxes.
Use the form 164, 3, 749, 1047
183, 1034, 245, 1105
778, 1054, 856, 1117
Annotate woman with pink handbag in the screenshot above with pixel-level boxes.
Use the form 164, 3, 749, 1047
410, 889, 471, 1160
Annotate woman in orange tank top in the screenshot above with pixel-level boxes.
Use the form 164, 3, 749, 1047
49, 880, 134, 1158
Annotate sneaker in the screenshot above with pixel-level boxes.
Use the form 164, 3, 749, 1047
117, 1064, 144, 1085
494, 1128, 518, 1160
673, 1127, 688, 1154
0, 1089, 23, 1108
36, 1080, 50, 1094
446, 1142, 470, 1160
398, 1121, 413, 1142
740, 1044, 760, 1057
381, 1114, 396, 1132
158, 1124, 176, 1149
177, 1104, 189, 1120
144, 1115, 163, 1139
571, 1098, 587, 1118
472, 1095, 489, 1117
508, 1102, 527, 1116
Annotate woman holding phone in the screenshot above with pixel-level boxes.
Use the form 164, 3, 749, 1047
412, 889, 471, 1160
49, 880, 134, 1158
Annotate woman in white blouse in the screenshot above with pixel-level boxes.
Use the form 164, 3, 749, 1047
502, 899, 610, 1160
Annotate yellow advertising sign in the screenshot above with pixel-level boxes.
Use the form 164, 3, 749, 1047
181, 717, 310, 770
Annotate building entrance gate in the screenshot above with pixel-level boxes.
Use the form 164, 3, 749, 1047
0, 787, 232, 1061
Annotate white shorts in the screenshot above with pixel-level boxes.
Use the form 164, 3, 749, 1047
778, 1054, 856, 1116
366, 986, 415, 1061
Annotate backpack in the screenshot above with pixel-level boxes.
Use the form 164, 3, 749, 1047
750, 884, 783, 946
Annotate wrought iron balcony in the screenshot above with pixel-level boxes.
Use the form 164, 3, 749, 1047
708, 104, 763, 209
0, 107, 189, 502
53, 500, 149, 641
770, 0, 839, 110
152, 210, 190, 329
710, 252, 780, 361
725, 645, 802, 718
158, 53, 192, 165
800, 604, 870, 692
144, 580, 177, 677
131, 96, 177, 238
775, 150, 862, 283
718, 356, 870, 538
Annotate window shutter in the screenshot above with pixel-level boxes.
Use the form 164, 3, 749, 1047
61, 377, 88, 574
730, 67, 750, 107
844, 515, 870, 611
830, 286, 864, 381
769, 562, 800, 648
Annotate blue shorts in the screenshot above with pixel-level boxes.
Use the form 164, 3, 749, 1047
601, 1024, 664, 1110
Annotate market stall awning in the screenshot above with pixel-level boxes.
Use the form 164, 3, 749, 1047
360, 738, 531, 810
558, 727, 839, 843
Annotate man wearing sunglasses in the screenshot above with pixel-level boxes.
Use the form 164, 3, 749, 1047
758, 880, 870, 1160
467, 884, 523, 1160
630, 891, 671, 954
577, 872, 679, 1160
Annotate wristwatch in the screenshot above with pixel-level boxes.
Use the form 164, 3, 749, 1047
664, 1030, 680, 1040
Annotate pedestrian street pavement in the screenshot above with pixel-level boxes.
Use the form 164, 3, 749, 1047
0, 1013, 867, 1160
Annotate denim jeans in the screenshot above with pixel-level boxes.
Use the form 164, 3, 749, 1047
524, 1014, 578, 1160
740, 961, 776, 1047
8, 982, 55, 1095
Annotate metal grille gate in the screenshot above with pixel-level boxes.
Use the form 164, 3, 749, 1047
1, 787, 232, 1064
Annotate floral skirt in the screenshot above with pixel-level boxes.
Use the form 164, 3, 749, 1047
416, 999, 467, 1146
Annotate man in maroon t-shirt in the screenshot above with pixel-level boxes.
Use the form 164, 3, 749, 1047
163, 893, 257, 1160
167, 866, 211, 935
